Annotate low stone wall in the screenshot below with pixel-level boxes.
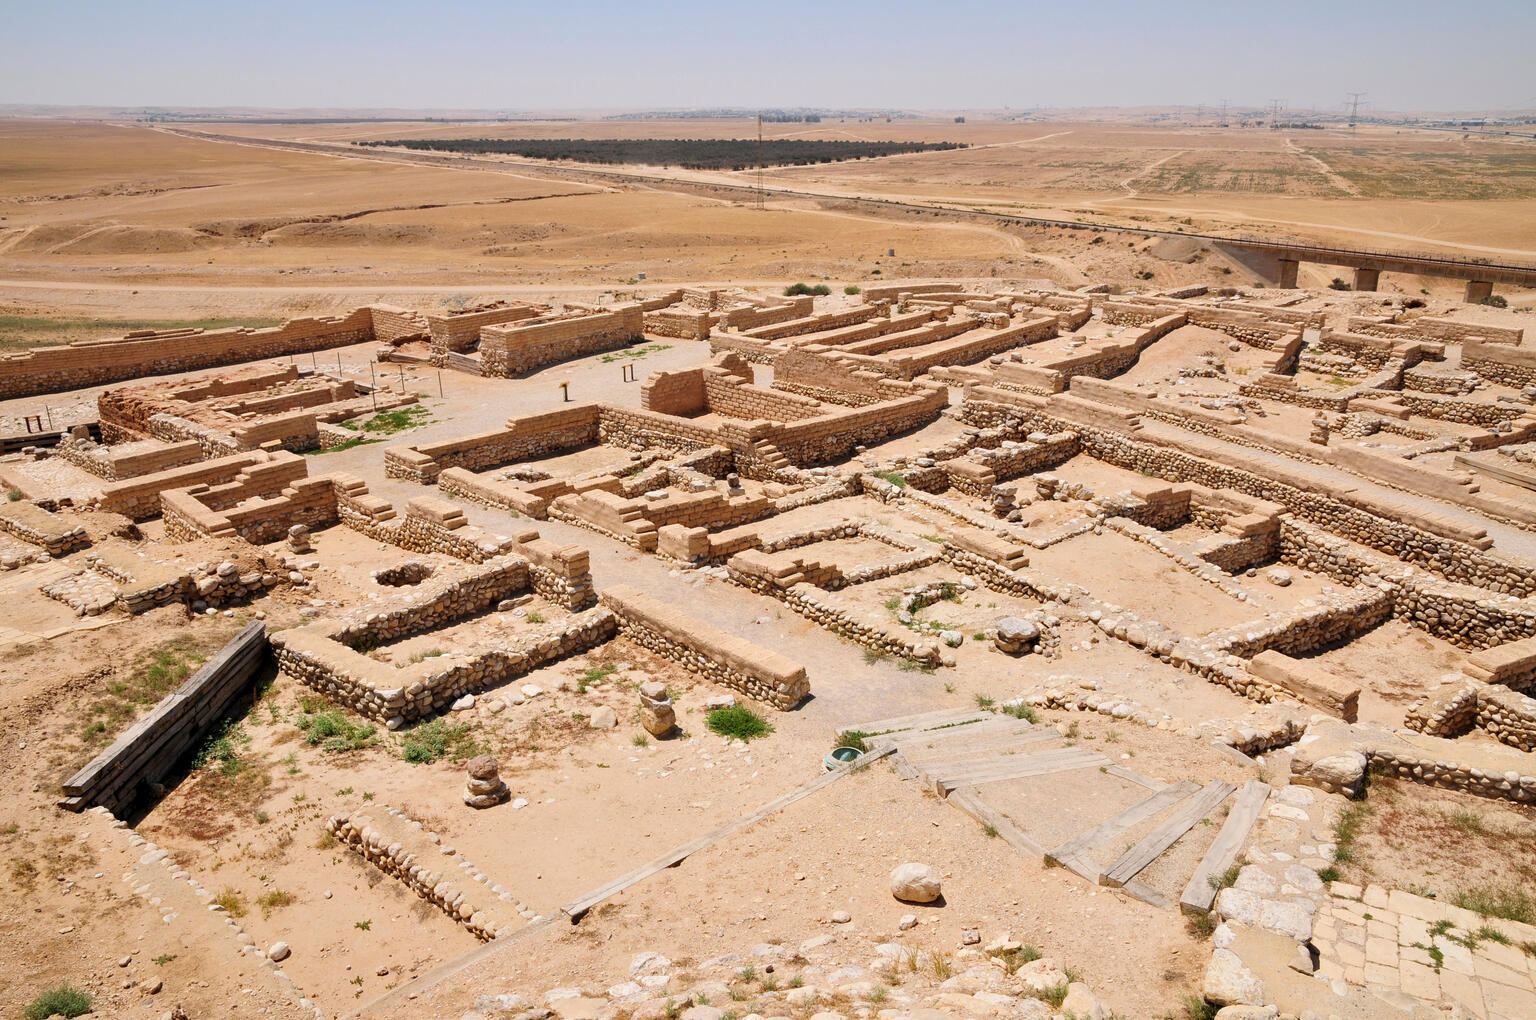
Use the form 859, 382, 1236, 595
958, 392, 1535, 599
387, 405, 601, 481
1404, 680, 1480, 737
0, 500, 89, 555
52, 433, 202, 481
426, 303, 541, 359
1463, 341, 1536, 388
96, 450, 288, 520
0, 307, 385, 399
1204, 587, 1394, 659
1463, 635, 1536, 690
271, 599, 616, 724
326, 810, 524, 941
1294, 717, 1536, 804
599, 585, 809, 709
1473, 684, 1536, 752
479, 305, 643, 377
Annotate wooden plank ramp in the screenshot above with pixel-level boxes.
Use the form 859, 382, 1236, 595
1098, 781, 1236, 889
1179, 780, 1271, 915
560, 744, 894, 922
928, 747, 1108, 794
835, 707, 990, 738
1046, 779, 1201, 880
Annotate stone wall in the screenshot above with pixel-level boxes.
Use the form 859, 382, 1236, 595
0, 500, 90, 555
326, 811, 522, 941
387, 405, 602, 482
0, 307, 385, 399
958, 391, 1535, 598
271, 587, 616, 723
1349, 315, 1524, 346
1463, 341, 1536, 387
479, 305, 644, 377
599, 584, 809, 708
426, 303, 541, 359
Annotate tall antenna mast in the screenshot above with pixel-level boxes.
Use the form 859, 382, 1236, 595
1346, 92, 1366, 133
756, 113, 765, 211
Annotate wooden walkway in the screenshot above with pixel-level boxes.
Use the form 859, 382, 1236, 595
850, 709, 1271, 913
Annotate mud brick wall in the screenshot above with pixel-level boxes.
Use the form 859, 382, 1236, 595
839, 316, 976, 359
645, 306, 712, 340
772, 347, 915, 407
958, 393, 1536, 599
859, 282, 958, 303
600, 585, 809, 708
370, 304, 429, 343
765, 387, 947, 467
716, 296, 812, 330
639, 366, 706, 415
702, 363, 826, 422
94, 451, 272, 519
388, 405, 601, 481
1463, 341, 1536, 387
1314, 330, 1419, 371
162, 475, 339, 546
743, 305, 878, 340
885, 316, 1060, 378
479, 304, 643, 377
0, 308, 381, 399
426, 304, 541, 358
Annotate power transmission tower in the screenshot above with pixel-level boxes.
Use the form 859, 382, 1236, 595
1346, 92, 1366, 132
1220, 99, 1228, 126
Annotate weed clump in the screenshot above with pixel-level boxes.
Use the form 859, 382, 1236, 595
706, 704, 773, 742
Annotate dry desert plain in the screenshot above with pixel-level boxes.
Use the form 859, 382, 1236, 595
1, 115, 1536, 1020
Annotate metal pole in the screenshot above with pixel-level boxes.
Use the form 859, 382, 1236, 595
437, 371, 443, 398
399, 365, 405, 393
337, 353, 343, 377
370, 362, 376, 390
44, 405, 53, 430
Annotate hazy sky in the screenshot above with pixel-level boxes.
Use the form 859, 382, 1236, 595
2, 0, 1532, 113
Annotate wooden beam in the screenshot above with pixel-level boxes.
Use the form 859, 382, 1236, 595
1046, 780, 1199, 872
1179, 780, 1271, 915
930, 749, 1108, 793
1099, 781, 1235, 888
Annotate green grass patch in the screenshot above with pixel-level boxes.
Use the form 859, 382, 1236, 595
706, 704, 773, 742
340, 405, 430, 435
835, 730, 873, 753
873, 470, 907, 489
785, 282, 832, 296
1332, 800, 1372, 865
22, 985, 92, 1019
1453, 887, 1536, 925
295, 699, 377, 753
306, 436, 384, 455
600, 342, 673, 363
81, 634, 213, 746
400, 718, 482, 764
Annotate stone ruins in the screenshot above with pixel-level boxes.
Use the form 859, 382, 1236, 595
9, 279, 1536, 1020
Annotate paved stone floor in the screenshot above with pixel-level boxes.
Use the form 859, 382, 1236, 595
1314, 883, 1536, 1019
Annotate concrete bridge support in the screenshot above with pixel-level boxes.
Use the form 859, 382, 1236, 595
1353, 267, 1381, 292
1277, 259, 1299, 289
1465, 280, 1494, 303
